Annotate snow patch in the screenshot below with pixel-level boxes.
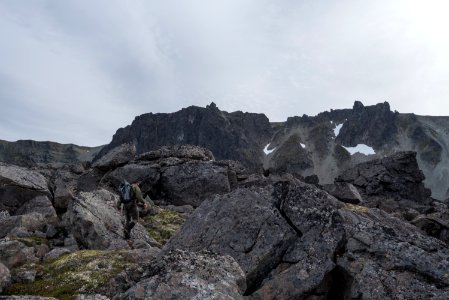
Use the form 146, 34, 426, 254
334, 124, 343, 137
300, 143, 306, 149
343, 144, 376, 155
263, 144, 276, 155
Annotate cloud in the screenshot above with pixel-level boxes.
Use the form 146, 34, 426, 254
1, 0, 449, 145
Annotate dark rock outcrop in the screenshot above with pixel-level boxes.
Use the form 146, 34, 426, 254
120, 250, 246, 300
323, 182, 362, 204
95, 103, 272, 170
336, 151, 432, 212
336, 101, 398, 149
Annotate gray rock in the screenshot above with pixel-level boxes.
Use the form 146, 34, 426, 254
53, 177, 73, 210
0, 240, 38, 269
0, 262, 11, 294
43, 247, 72, 261
337, 207, 449, 299
136, 145, 214, 162
64, 234, 79, 251
15, 196, 57, 220
322, 182, 362, 204
100, 163, 160, 192
64, 189, 156, 250
120, 249, 245, 300
34, 243, 50, 260
12, 270, 37, 283
0, 164, 51, 217
92, 143, 136, 171
160, 161, 231, 207
0, 213, 48, 239
0, 163, 49, 192
337, 151, 431, 205
162, 184, 298, 292
75, 295, 110, 300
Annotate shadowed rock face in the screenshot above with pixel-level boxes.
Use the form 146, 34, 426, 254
95, 103, 273, 170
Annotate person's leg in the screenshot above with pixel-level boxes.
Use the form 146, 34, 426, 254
124, 206, 132, 239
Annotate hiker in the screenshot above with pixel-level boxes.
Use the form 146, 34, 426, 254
117, 180, 148, 239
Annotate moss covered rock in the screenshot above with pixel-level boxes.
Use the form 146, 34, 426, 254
143, 208, 187, 245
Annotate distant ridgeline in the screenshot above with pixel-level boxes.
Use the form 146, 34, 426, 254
0, 139, 103, 167
2, 101, 449, 200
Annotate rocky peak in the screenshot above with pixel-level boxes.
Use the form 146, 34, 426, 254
336, 101, 398, 149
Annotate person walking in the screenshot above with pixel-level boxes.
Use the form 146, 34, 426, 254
117, 180, 148, 239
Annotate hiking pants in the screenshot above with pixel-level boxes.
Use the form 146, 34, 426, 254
124, 202, 138, 238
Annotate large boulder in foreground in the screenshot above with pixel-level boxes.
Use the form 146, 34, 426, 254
163, 178, 449, 299
337, 207, 449, 299
64, 189, 157, 250
163, 180, 347, 297
120, 250, 246, 300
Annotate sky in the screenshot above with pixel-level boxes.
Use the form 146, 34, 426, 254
1, 0, 449, 146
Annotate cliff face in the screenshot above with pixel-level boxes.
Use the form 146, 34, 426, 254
0, 140, 103, 167
95, 103, 273, 169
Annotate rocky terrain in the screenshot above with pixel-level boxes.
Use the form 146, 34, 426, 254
2, 102, 449, 299
0, 142, 448, 299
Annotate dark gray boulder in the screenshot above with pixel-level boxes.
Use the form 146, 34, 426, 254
162, 184, 298, 292
119, 249, 246, 300
337, 207, 449, 299
322, 182, 362, 204
337, 151, 432, 211
160, 161, 231, 207
100, 163, 160, 192
92, 143, 136, 171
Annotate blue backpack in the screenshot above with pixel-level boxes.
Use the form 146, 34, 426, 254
119, 180, 134, 204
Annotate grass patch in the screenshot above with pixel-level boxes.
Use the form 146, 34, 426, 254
344, 203, 369, 213
143, 208, 187, 245
4, 250, 132, 300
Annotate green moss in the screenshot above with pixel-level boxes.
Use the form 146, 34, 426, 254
144, 208, 186, 245
4, 250, 133, 299
10, 236, 49, 247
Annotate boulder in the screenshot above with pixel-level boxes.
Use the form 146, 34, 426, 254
44, 247, 72, 261
0, 295, 58, 299
100, 163, 160, 193
160, 161, 231, 207
0, 240, 38, 269
162, 182, 298, 293
136, 145, 214, 162
63, 189, 157, 250
15, 196, 57, 219
52, 178, 73, 210
0, 163, 51, 216
337, 151, 431, 204
0, 213, 48, 239
322, 182, 362, 204
92, 143, 136, 171
0, 261, 11, 294
337, 207, 449, 299
120, 249, 245, 300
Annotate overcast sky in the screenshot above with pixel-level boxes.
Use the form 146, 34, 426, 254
1, 0, 449, 146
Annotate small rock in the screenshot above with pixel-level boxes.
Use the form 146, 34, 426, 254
0, 261, 11, 293
44, 247, 72, 261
